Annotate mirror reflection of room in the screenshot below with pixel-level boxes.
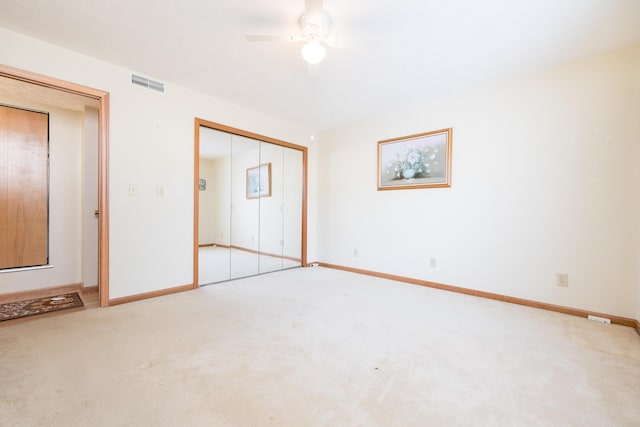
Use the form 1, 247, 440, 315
198, 126, 303, 285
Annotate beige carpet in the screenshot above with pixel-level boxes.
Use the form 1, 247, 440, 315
1, 267, 639, 426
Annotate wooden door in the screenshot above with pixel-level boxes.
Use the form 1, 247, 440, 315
0, 105, 49, 269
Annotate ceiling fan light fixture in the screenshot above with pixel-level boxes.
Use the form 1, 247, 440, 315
301, 40, 326, 64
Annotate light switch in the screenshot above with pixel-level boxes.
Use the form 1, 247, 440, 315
156, 185, 165, 197
128, 184, 137, 197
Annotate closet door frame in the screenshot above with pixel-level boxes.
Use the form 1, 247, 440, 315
193, 118, 308, 288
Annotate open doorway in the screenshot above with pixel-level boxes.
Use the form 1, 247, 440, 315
0, 65, 110, 307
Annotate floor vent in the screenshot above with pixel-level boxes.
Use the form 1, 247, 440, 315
131, 74, 165, 93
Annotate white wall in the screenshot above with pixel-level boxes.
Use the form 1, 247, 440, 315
0, 27, 315, 299
198, 159, 217, 244
258, 144, 285, 256
5, 24, 633, 319
317, 46, 640, 319
211, 156, 232, 246
206, 142, 303, 259
282, 148, 303, 260
0, 98, 83, 292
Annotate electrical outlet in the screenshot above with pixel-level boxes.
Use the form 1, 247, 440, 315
353, 248, 359, 257
556, 273, 569, 287
429, 258, 437, 268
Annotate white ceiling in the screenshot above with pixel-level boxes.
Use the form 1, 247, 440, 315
0, 0, 639, 132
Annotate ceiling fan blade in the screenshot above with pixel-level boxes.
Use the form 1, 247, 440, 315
245, 34, 301, 43
326, 34, 380, 49
305, 0, 324, 17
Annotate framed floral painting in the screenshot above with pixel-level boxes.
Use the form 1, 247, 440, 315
246, 163, 272, 199
377, 128, 452, 190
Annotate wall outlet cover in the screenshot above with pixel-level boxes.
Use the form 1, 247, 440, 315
587, 314, 611, 324
556, 273, 569, 287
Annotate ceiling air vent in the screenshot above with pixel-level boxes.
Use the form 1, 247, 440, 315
131, 74, 165, 93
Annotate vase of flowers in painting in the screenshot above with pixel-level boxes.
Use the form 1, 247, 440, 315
401, 168, 416, 179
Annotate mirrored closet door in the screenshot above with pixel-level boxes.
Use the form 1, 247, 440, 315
195, 120, 306, 286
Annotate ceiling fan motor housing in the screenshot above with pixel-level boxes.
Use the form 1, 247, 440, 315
300, 12, 331, 42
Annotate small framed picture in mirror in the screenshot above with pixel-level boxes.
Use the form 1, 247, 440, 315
246, 163, 272, 199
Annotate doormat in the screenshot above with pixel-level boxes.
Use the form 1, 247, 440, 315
0, 292, 84, 322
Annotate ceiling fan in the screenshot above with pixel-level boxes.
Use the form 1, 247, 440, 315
245, 0, 338, 64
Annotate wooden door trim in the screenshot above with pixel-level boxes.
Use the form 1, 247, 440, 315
193, 117, 309, 288
0, 64, 111, 307
193, 118, 201, 289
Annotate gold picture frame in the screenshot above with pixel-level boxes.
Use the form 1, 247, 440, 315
246, 163, 272, 199
378, 128, 452, 190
